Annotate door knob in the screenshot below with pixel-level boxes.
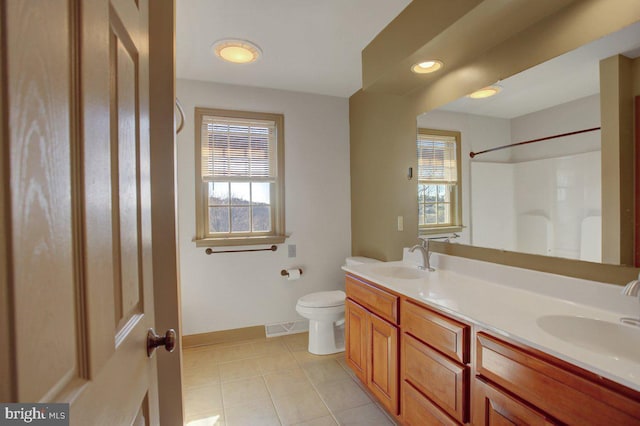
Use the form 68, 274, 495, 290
147, 328, 176, 357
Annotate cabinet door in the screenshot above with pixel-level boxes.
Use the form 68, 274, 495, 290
367, 312, 399, 415
472, 378, 558, 426
345, 299, 368, 383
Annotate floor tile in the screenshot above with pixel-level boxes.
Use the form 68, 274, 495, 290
221, 376, 271, 407
258, 353, 297, 374
292, 350, 343, 366
301, 359, 350, 385
292, 416, 338, 426
225, 397, 280, 426
315, 379, 371, 412
184, 412, 225, 426
183, 336, 390, 426
184, 348, 221, 377
282, 333, 309, 351
213, 343, 257, 363
218, 358, 262, 382
335, 358, 357, 379
184, 383, 224, 413
333, 403, 394, 426
184, 363, 220, 389
252, 339, 289, 357
264, 368, 315, 398
271, 388, 331, 424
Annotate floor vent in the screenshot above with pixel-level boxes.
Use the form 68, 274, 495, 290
265, 319, 308, 338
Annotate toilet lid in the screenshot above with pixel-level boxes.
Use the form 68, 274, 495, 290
297, 290, 346, 308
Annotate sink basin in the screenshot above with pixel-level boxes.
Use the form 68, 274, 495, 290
371, 265, 427, 280
536, 315, 640, 362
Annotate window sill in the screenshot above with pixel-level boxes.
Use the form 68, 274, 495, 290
419, 225, 463, 236
194, 235, 288, 248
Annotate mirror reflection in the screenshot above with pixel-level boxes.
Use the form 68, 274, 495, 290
417, 22, 640, 265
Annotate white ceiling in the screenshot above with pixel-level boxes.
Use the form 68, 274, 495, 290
436, 21, 640, 119
176, 0, 412, 98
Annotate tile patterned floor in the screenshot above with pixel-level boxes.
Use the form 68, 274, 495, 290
183, 332, 398, 426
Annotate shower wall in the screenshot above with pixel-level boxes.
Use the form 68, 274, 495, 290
472, 151, 601, 261
470, 95, 602, 261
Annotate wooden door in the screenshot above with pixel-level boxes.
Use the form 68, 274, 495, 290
1, 0, 168, 424
367, 313, 399, 415
345, 299, 368, 383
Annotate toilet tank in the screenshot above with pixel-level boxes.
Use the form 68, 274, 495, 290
345, 256, 381, 267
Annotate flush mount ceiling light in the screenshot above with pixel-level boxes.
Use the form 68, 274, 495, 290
468, 85, 502, 99
212, 39, 262, 64
411, 60, 443, 74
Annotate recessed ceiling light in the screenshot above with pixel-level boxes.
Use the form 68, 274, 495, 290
212, 39, 262, 64
411, 60, 443, 74
468, 85, 502, 99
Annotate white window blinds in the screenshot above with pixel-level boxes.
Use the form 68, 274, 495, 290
417, 134, 457, 182
201, 115, 277, 181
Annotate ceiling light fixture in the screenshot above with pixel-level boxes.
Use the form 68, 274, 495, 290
468, 85, 502, 99
212, 39, 262, 64
411, 60, 443, 74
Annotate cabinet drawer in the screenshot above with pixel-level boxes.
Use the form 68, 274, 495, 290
402, 333, 469, 423
346, 275, 398, 323
401, 299, 469, 364
476, 332, 640, 425
472, 377, 558, 426
402, 381, 459, 426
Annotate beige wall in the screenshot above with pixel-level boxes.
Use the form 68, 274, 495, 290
349, 90, 416, 261
350, 0, 640, 284
361, 0, 482, 91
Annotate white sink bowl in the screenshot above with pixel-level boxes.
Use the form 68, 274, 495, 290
371, 265, 427, 280
536, 315, 640, 362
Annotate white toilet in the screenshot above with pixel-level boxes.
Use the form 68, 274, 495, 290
296, 256, 380, 355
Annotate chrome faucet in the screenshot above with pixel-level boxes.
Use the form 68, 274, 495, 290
409, 239, 435, 272
621, 275, 640, 298
620, 274, 640, 327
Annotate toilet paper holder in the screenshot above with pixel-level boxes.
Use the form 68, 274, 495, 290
281, 268, 303, 277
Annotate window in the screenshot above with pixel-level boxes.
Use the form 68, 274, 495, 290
417, 128, 462, 234
195, 108, 286, 246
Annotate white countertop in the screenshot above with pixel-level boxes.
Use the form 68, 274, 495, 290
342, 255, 640, 393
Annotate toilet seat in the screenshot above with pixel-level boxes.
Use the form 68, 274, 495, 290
297, 290, 345, 308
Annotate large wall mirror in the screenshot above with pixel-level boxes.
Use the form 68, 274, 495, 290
417, 21, 640, 267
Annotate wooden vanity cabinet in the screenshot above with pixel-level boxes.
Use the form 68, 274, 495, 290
401, 299, 471, 425
344, 273, 640, 425
345, 275, 399, 415
473, 331, 640, 425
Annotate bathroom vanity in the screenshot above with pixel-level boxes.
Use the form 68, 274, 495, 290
343, 255, 640, 425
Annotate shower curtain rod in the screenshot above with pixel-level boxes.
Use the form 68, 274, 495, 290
469, 126, 601, 159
